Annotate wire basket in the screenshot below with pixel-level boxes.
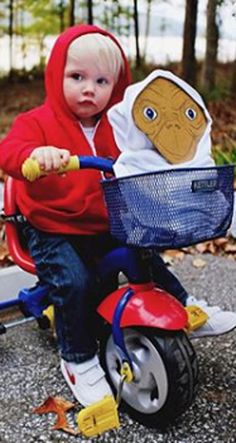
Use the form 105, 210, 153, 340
102, 165, 235, 249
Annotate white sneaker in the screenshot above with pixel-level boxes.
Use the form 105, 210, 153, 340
186, 295, 236, 339
61, 355, 113, 406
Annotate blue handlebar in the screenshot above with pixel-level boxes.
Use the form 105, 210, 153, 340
79, 156, 114, 174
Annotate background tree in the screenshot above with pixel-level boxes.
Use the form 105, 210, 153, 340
181, 0, 198, 86
229, 0, 236, 95
87, 0, 93, 24
23, 0, 64, 70
201, 0, 220, 90
133, 0, 141, 67
14, 0, 29, 72
231, 55, 236, 96
143, 0, 152, 62
0, 0, 5, 33
69, 0, 75, 26
8, 0, 14, 79
58, 0, 66, 32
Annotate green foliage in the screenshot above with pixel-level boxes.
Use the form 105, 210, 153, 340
213, 144, 236, 166
200, 84, 231, 102
0, 65, 44, 83
99, 0, 132, 37
21, 0, 64, 36
130, 59, 158, 82
197, 63, 234, 103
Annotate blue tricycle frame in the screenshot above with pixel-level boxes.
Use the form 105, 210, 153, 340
0, 156, 234, 426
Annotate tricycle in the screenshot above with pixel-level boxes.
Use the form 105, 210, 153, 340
0, 155, 234, 431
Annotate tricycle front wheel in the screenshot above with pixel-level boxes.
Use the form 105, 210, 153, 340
100, 327, 198, 427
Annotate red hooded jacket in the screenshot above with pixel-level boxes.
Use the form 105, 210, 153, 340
0, 25, 131, 234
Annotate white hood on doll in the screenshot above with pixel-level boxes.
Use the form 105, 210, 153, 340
108, 69, 214, 177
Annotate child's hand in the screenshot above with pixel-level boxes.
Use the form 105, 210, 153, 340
30, 146, 70, 172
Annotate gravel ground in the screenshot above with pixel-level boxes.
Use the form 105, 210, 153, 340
0, 253, 235, 443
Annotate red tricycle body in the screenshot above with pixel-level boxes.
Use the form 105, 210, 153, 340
1, 158, 234, 426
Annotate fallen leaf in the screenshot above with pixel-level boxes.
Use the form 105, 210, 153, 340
192, 258, 207, 268
208, 242, 216, 255
187, 246, 197, 255
0, 242, 9, 261
195, 242, 209, 253
162, 250, 185, 264
227, 254, 235, 260
204, 390, 229, 403
33, 396, 75, 414
214, 237, 229, 247
223, 243, 236, 253
52, 414, 79, 435
33, 396, 79, 435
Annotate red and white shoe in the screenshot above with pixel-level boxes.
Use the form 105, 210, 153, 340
187, 295, 236, 338
61, 355, 113, 406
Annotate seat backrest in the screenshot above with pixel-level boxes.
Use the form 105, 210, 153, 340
4, 177, 36, 274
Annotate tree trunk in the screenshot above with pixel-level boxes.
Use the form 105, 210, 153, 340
59, 0, 66, 32
133, 0, 141, 67
19, 7, 27, 71
201, 0, 219, 90
87, 0, 93, 25
181, 0, 198, 86
8, 0, 14, 80
231, 56, 236, 96
143, 0, 152, 62
69, 0, 75, 26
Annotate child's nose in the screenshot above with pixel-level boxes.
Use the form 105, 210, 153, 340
82, 80, 95, 94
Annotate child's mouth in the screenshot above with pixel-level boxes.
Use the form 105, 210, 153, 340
79, 100, 96, 106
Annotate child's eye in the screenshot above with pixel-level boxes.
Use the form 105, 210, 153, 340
185, 108, 197, 120
97, 77, 108, 85
72, 73, 83, 81
143, 107, 158, 121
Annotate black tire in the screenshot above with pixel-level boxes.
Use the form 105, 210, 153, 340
100, 327, 198, 427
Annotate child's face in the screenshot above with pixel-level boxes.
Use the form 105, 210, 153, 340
63, 51, 115, 126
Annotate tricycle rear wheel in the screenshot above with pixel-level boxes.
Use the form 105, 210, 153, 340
100, 327, 198, 427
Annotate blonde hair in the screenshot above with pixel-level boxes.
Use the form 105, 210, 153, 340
67, 33, 124, 82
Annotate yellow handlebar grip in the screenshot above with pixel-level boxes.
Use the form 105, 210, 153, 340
57, 155, 80, 174
22, 158, 42, 181
22, 156, 80, 182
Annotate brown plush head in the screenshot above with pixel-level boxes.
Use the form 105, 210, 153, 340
132, 77, 207, 164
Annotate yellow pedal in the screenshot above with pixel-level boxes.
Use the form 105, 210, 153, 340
185, 305, 209, 332
77, 395, 120, 437
42, 305, 55, 329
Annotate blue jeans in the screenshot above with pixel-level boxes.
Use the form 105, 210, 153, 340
151, 251, 188, 306
22, 222, 188, 363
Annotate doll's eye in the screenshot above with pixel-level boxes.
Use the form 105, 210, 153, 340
185, 108, 197, 120
143, 107, 158, 121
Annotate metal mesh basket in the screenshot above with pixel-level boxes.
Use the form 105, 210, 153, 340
102, 165, 234, 249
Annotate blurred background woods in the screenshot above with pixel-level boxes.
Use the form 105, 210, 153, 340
0, 0, 235, 163
0, 0, 235, 265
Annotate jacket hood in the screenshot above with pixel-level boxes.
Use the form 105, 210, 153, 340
108, 69, 214, 176
45, 24, 131, 120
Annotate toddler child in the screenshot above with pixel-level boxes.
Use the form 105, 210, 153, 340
0, 24, 131, 406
